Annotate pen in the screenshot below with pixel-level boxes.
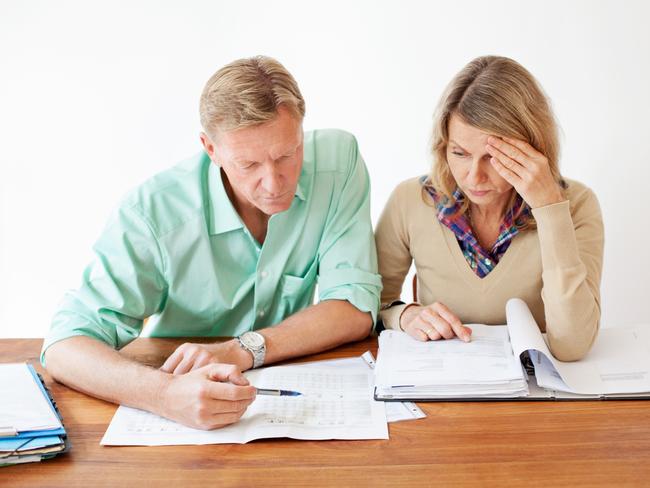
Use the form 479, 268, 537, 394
256, 388, 302, 397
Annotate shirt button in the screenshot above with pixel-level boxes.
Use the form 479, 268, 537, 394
260, 270, 268, 278
259, 310, 265, 317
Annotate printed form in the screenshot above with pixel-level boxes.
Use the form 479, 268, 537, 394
101, 365, 388, 445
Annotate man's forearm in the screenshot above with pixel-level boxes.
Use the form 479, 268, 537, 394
46, 335, 258, 430
44, 336, 170, 413
259, 300, 372, 366
159, 300, 373, 374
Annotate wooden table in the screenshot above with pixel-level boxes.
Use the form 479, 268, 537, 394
3, 337, 650, 487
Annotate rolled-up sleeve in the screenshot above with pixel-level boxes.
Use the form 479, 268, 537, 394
41, 204, 167, 365
316, 138, 382, 324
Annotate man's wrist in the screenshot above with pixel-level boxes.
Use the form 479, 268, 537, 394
225, 339, 254, 371
150, 367, 176, 417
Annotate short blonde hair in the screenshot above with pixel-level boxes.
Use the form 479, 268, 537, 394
429, 56, 564, 230
199, 55, 305, 134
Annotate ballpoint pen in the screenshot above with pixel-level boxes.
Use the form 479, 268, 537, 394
256, 388, 302, 397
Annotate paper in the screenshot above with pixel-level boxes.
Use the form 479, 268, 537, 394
507, 299, 650, 395
101, 364, 387, 445
530, 328, 650, 395
303, 353, 426, 422
383, 397, 427, 422
530, 351, 571, 391
359, 352, 425, 422
0, 364, 62, 433
377, 326, 524, 384
374, 327, 528, 399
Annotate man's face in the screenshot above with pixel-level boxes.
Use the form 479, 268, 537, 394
201, 106, 304, 216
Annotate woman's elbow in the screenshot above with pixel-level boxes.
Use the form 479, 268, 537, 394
547, 322, 599, 362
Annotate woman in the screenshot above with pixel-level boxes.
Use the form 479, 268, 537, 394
376, 56, 603, 361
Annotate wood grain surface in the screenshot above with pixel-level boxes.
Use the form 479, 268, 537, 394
2, 337, 650, 487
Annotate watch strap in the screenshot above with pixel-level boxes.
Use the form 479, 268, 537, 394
238, 332, 266, 368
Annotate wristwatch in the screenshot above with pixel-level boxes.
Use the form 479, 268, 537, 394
237, 331, 266, 369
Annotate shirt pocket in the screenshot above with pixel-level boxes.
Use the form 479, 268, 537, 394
278, 259, 319, 316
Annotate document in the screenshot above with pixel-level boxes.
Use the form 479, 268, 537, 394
0, 364, 68, 466
101, 364, 388, 446
303, 353, 426, 422
0, 364, 62, 433
375, 324, 529, 400
374, 298, 650, 401
507, 299, 650, 396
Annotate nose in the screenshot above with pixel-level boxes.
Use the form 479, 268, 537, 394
466, 157, 487, 186
261, 164, 284, 196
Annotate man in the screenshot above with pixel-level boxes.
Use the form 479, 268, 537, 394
42, 56, 381, 430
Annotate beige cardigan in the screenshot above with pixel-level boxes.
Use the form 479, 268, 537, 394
375, 177, 604, 361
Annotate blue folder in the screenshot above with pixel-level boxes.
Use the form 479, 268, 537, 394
0, 364, 69, 466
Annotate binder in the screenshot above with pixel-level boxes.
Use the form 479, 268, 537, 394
376, 352, 650, 402
0, 364, 70, 466
374, 299, 650, 402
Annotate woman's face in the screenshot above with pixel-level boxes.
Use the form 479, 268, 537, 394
446, 114, 513, 209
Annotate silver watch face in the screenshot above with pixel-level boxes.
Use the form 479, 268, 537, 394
241, 331, 264, 349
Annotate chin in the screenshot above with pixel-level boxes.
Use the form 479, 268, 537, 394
466, 192, 510, 209
259, 198, 293, 215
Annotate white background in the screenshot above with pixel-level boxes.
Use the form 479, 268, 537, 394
1, 0, 649, 338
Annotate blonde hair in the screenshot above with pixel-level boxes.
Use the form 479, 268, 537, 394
429, 56, 564, 230
199, 55, 305, 135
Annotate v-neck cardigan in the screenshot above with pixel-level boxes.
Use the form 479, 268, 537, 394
375, 176, 604, 361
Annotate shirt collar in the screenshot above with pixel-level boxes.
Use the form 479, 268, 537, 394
294, 138, 314, 202
207, 161, 244, 236
423, 180, 527, 251
294, 171, 307, 201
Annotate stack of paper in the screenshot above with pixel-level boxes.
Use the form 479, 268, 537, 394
0, 364, 68, 466
374, 327, 529, 400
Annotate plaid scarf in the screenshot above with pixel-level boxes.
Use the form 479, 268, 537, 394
422, 178, 530, 278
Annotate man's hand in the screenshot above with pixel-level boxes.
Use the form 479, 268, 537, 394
160, 340, 253, 374
159, 363, 257, 430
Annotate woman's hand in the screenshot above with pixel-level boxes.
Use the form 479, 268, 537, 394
399, 302, 472, 342
486, 136, 564, 209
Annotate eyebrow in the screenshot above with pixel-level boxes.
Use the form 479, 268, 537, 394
449, 139, 469, 153
272, 143, 301, 161
233, 144, 299, 166
233, 158, 256, 166
448, 139, 492, 158
281, 143, 300, 156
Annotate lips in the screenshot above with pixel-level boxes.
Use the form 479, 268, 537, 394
468, 189, 490, 197
262, 192, 289, 201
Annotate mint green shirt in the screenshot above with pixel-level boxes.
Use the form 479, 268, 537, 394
42, 129, 381, 361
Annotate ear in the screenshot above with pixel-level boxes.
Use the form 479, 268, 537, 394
199, 132, 219, 164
